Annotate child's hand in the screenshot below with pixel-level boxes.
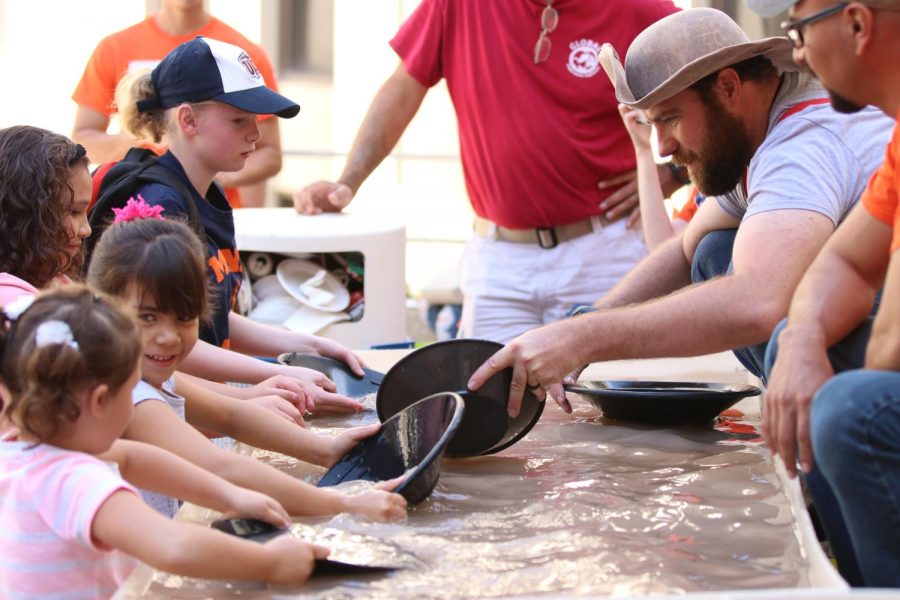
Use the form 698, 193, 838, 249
235, 375, 315, 412
263, 537, 330, 584
248, 395, 306, 426
222, 488, 290, 529
324, 423, 381, 467
305, 388, 365, 414
342, 478, 408, 522
309, 338, 368, 377
618, 103, 653, 152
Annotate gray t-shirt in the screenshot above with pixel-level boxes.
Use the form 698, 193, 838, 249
131, 377, 185, 518
717, 71, 894, 225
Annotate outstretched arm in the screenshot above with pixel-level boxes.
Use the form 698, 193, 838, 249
176, 373, 378, 467
100, 439, 289, 528
178, 338, 365, 413
293, 63, 428, 214
93, 490, 329, 585
123, 400, 406, 520
471, 208, 834, 416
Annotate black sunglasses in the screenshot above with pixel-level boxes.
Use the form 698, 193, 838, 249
781, 2, 848, 48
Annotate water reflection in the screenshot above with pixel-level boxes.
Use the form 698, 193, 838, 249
130, 399, 812, 598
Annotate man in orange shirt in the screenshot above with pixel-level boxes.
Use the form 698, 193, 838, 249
71, 0, 283, 208
748, 0, 900, 587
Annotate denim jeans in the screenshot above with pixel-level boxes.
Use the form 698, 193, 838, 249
764, 317, 897, 587
812, 369, 900, 587
690, 229, 768, 379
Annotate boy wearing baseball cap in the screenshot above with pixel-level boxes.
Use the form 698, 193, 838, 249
108, 36, 368, 414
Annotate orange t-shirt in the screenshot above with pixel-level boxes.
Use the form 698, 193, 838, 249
72, 15, 279, 208
672, 187, 702, 223
861, 116, 900, 253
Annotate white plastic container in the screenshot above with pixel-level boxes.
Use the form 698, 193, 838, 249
233, 208, 406, 350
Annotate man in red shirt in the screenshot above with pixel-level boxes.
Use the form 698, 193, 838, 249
747, 0, 900, 587
294, 0, 683, 343
71, 0, 283, 208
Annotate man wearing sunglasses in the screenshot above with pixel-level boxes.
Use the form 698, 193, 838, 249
747, 0, 900, 587
293, 0, 681, 344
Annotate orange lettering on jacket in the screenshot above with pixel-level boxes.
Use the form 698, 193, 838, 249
208, 249, 242, 283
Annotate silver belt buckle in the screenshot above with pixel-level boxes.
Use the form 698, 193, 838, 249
536, 227, 558, 249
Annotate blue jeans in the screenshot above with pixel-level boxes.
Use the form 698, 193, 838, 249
812, 369, 900, 587
691, 229, 768, 379
765, 317, 891, 587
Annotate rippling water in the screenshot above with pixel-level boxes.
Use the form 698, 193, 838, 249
126, 397, 813, 598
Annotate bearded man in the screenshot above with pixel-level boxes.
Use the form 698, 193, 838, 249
468, 8, 892, 417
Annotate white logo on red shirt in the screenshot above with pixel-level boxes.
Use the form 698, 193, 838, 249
567, 39, 601, 78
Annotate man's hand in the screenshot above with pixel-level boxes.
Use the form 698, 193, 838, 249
597, 168, 640, 224
763, 325, 834, 477
468, 320, 585, 418
293, 181, 354, 215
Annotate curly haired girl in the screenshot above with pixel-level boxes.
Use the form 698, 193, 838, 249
0, 126, 90, 302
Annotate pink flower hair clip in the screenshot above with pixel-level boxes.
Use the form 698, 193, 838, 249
112, 195, 166, 223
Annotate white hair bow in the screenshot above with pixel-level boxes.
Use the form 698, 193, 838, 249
3, 295, 35, 321
34, 320, 79, 351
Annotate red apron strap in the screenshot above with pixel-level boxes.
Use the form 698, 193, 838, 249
776, 97, 831, 123
741, 98, 831, 196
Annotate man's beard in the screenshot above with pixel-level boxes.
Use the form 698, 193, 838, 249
828, 89, 864, 114
673, 95, 755, 196
808, 65, 865, 114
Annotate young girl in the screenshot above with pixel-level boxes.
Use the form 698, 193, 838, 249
0, 124, 354, 418
0, 287, 330, 598
87, 214, 407, 520
111, 36, 366, 413
0, 126, 91, 306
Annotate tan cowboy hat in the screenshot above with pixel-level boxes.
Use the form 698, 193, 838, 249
599, 8, 799, 110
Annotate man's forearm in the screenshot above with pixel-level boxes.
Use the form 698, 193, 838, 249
338, 65, 427, 193
866, 253, 900, 370
72, 128, 136, 164
583, 270, 786, 364
785, 252, 879, 346
595, 235, 692, 310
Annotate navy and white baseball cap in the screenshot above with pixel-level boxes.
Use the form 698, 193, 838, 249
137, 36, 300, 118
745, 0, 795, 17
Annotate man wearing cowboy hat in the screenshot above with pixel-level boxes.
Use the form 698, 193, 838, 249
747, 0, 900, 586
469, 8, 891, 416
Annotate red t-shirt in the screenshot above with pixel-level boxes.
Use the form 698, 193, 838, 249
862, 116, 900, 254
72, 16, 279, 209
390, 0, 679, 229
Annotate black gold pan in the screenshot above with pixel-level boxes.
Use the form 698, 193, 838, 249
375, 339, 544, 457
209, 518, 401, 575
277, 353, 384, 397
318, 391, 464, 505
564, 380, 761, 425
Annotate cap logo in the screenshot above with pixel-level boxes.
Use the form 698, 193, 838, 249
238, 52, 262, 80
567, 39, 601, 78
